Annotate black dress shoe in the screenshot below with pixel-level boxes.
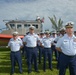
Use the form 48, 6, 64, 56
10, 73, 14, 75
20, 71, 23, 74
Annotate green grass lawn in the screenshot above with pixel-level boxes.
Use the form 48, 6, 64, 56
0, 48, 69, 75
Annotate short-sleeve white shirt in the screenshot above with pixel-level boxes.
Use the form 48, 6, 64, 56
8, 38, 23, 52
56, 34, 76, 56
23, 33, 39, 47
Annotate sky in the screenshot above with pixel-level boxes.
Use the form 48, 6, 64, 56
0, 0, 76, 31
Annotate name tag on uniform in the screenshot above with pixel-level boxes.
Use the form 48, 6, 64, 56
27, 36, 31, 38
16, 41, 19, 44
63, 40, 69, 44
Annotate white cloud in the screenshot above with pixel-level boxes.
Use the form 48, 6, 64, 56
0, 0, 76, 31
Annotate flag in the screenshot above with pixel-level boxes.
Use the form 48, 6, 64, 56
41, 17, 44, 23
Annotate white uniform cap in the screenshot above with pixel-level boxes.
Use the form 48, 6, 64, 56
12, 31, 19, 35
65, 21, 74, 28
52, 31, 56, 34
60, 27, 65, 31
40, 32, 44, 34
29, 26, 35, 30
45, 31, 50, 34
65, 21, 74, 25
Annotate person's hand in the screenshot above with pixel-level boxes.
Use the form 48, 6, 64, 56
6, 46, 8, 48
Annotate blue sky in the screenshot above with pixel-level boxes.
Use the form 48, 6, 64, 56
0, 0, 76, 31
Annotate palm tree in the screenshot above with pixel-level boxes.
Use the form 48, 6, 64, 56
48, 15, 63, 32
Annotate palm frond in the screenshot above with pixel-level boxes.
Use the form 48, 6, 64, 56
48, 15, 63, 31
58, 18, 63, 31
48, 17, 57, 30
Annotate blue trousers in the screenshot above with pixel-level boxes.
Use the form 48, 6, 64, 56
38, 46, 43, 64
59, 53, 76, 75
26, 47, 38, 72
43, 48, 52, 71
24, 46, 27, 58
57, 52, 61, 69
51, 45, 58, 61
10, 51, 22, 73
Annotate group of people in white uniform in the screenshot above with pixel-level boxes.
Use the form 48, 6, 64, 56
8, 21, 76, 75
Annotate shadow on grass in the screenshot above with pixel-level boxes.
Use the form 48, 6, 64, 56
0, 66, 11, 73
0, 48, 10, 51
0, 66, 29, 73
0, 49, 58, 74
0, 60, 11, 66
37, 58, 58, 70
0, 60, 58, 74
0, 61, 28, 73
0, 54, 10, 60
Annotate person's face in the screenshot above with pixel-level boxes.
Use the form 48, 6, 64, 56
13, 35, 18, 40
60, 31, 65, 35
52, 33, 56, 37
46, 33, 50, 37
65, 27, 73, 34
40, 34, 44, 38
29, 29, 34, 34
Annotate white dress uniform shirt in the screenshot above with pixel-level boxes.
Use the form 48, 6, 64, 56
55, 34, 64, 42
56, 34, 76, 56
51, 36, 57, 45
41, 37, 53, 48
8, 38, 23, 52
38, 37, 44, 46
23, 33, 39, 47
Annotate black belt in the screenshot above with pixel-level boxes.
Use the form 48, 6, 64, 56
11, 50, 20, 53
62, 53, 76, 57
27, 47, 36, 49
44, 48, 51, 49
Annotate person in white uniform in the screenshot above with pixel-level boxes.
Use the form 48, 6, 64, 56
51, 31, 58, 61
55, 28, 65, 69
23, 26, 40, 73
40, 31, 53, 72
37, 32, 44, 64
56, 22, 76, 75
8, 31, 23, 75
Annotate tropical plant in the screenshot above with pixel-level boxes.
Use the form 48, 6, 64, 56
48, 15, 63, 32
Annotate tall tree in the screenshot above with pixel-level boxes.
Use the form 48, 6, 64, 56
48, 15, 63, 32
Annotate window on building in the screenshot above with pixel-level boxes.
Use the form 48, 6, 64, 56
10, 24, 15, 29
24, 24, 30, 28
33, 24, 38, 29
17, 24, 22, 29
